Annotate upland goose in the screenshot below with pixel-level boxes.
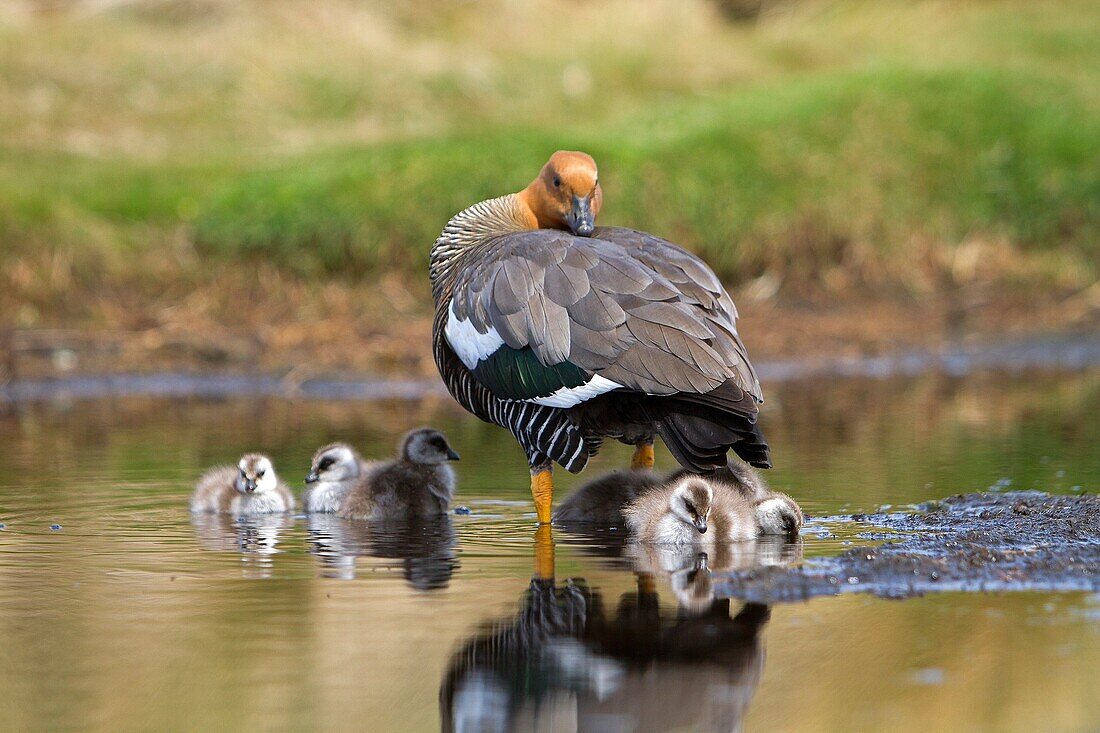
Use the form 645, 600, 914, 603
430, 150, 769, 523
190, 453, 295, 515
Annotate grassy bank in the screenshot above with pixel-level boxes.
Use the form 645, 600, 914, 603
1, 0, 1098, 374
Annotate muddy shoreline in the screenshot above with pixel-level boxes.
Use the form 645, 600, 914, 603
3, 333, 1097, 404
717, 492, 1100, 601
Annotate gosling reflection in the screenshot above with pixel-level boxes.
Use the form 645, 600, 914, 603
553, 466, 805, 597
441, 576, 770, 733
632, 537, 803, 611
190, 513, 292, 579
306, 513, 458, 589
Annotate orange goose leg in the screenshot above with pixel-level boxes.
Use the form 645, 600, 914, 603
530, 464, 554, 524
630, 439, 655, 471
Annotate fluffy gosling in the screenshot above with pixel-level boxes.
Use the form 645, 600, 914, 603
625, 476, 801, 546
304, 442, 375, 514
338, 428, 460, 521
552, 469, 664, 525
190, 453, 295, 515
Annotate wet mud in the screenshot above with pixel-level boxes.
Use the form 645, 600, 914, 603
717, 491, 1100, 601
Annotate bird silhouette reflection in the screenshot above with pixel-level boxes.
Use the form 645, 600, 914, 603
306, 513, 459, 590
441, 574, 770, 733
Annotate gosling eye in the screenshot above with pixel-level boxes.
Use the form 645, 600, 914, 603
318, 457, 334, 470
552, 175, 561, 188
256, 469, 265, 477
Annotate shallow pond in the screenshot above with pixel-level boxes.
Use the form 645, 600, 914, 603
1, 370, 1098, 732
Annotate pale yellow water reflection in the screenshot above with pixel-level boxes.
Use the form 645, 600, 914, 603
0, 372, 1097, 731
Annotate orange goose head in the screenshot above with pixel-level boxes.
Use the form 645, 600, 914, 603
517, 150, 603, 236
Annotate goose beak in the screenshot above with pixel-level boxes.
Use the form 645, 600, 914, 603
446, 448, 461, 461
567, 194, 595, 237
304, 471, 320, 484
694, 517, 708, 534
245, 479, 258, 493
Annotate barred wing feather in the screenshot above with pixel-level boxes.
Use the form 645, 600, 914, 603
445, 227, 761, 408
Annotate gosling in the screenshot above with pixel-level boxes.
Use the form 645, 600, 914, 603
560, 458, 774, 526
304, 442, 375, 513
625, 476, 801, 546
338, 428, 460, 521
667, 457, 772, 502
553, 470, 665, 525
190, 453, 295, 515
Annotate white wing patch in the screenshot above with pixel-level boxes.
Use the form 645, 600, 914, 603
529, 374, 624, 408
445, 302, 505, 370
446, 300, 623, 408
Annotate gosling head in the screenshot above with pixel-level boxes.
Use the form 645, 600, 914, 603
523, 150, 602, 236
236, 454, 276, 495
670, 478, 713, 534
306, 443, 361, 484
402, 428, 460, 466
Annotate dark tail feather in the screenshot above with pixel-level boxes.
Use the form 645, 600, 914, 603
652, 380, 772, 471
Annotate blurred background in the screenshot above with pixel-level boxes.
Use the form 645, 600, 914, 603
1, 0, 1097, 379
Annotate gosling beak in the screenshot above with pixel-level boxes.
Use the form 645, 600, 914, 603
694, 517, 708, 534
245, 479, 258, 493
446, 448, 461, 461
567, 194, 595, 237
304, 471, 320, 484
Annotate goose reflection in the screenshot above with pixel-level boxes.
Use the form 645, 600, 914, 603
441, 573, 770, 733
306, 513, 458, 590
190, 513, 292, 579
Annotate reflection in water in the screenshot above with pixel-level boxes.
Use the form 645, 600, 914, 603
0, 372, 1097, 731
190, 513, 292, 579
553, 469, 804, 608
630, 536, 803, 611
442, 575, 770, 733
307, 514, 459, 589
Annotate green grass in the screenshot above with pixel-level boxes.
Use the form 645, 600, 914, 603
192, 68, 1100, 285
1, 0, 1099, 317
7, 68, 1095, 288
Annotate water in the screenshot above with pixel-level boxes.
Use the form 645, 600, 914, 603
0, 371, 1097, 731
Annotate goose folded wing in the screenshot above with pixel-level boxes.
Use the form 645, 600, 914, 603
445, 229, 761, 405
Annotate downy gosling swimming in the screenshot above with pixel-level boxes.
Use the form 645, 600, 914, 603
304, 442, 374, 513
625, 475, 801, 546
190, 453, 295, 515
555, 458, 777, 526
552, 469, 665, 525
338, 428, 460, 520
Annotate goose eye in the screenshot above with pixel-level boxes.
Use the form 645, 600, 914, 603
552, 176, 561, 188
257, 470, 265, 477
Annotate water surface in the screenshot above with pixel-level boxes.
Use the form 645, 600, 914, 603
0, 371, 1097, 731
